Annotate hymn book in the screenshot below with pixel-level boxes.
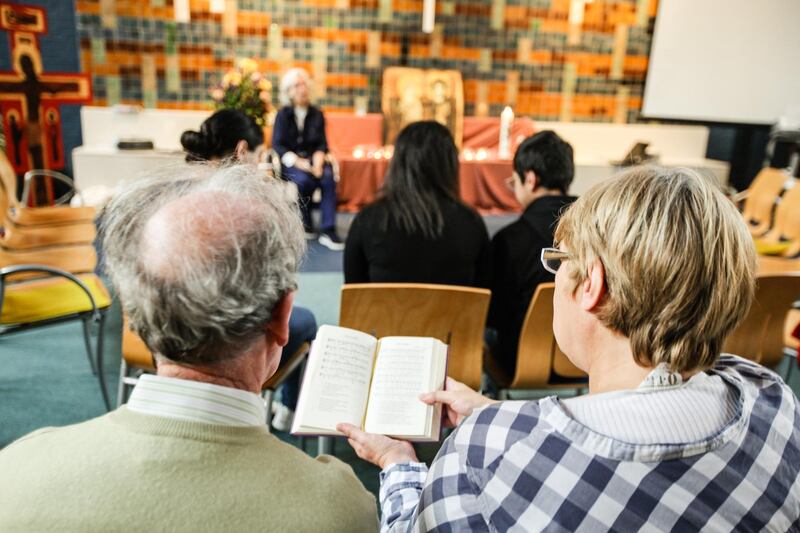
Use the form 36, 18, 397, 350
291, 325, 448, 441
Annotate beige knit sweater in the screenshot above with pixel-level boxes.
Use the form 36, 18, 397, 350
0, 407, 377, 532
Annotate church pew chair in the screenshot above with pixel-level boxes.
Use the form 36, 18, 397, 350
724, 273, 800, 369
732, 166, 791, 237
753, 179, 800, 258
484, 282, 587, 400
314, 283, 491, 455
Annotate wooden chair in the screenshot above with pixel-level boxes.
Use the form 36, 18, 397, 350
754, 179, 800, 258
338, 283, 491, 389
117, 318, 310, 429
308, 283, 490, 455
484, 283, 587, 399
723, 273, 800, 369
732, 167, 790, 237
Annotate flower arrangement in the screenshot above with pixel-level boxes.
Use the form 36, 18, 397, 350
210, 58, 273, 126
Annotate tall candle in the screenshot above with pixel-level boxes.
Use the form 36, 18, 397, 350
499, 106, 514, 158
422, 0, 435, 33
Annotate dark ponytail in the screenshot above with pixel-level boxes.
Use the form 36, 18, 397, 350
180, 109, 264, 162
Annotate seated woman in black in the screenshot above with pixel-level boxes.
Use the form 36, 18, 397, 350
344, 121, 490, 287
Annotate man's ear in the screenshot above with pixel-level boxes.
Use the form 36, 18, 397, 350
524, 170, 538, 191
234, 140, 249, 160
266, 292, 294, 347
579, 260, 606, 312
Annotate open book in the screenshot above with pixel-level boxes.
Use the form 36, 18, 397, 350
291, 325, 448, 441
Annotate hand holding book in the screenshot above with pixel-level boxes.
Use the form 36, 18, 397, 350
338, 377, 498, 470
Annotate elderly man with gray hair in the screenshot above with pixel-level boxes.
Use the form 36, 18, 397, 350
0, 164, 377, 531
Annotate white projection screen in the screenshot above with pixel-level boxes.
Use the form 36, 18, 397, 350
642, 0, 800, 125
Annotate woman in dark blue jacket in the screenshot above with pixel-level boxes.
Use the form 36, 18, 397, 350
272, 68, 343, 250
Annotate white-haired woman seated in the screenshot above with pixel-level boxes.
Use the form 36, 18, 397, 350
339, 166, 800, 531
272, 67, 342, 251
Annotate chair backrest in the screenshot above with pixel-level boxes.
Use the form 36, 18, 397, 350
122, 316, 157, 371
510, 283, 585, 389
723, 273, 800, 368
768, 180, 800, 257
339, 283, 490, 389
741, 167, 789, 235
0, 245, 97, 281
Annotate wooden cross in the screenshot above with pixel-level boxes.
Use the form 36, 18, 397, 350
0, 3, 91, 205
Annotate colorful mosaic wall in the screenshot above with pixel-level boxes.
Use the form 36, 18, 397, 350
76, 0, 658, 122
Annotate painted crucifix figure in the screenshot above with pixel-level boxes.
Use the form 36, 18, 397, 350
0, 3, 91, 205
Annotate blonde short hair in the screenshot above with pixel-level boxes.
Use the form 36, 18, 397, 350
554, 166, 756, 373
279, 67, 313, 107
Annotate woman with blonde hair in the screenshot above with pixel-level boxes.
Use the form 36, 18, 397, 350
272, 67, 342, 250
339, 166, 800, 531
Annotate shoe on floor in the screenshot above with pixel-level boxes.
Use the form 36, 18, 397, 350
271, 403, 295, 432
318, 229, 345, 251
303, 222, 317, 240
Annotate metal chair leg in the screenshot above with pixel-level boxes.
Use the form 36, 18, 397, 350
95, 310, 111, 411
79, 310, 111, 411
81, 316, 98, 375
263, 389, 274, 431
117, 358, 129, 408
318, 436, 333, 456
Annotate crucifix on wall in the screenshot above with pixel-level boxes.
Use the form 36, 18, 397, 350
0, 3, 91, 206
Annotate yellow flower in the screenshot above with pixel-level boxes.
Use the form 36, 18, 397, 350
258, 78, 272, 91
238, 57, 259, 74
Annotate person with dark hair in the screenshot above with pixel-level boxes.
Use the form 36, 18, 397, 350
344, 121, 490, 286
487, 130, 577, 376
180, 108, 264, 163
180, 108, 316, 432
272, 68, 343, 251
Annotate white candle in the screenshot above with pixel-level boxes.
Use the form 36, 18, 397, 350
422, 0, 435, 33
499, 106, 514, 158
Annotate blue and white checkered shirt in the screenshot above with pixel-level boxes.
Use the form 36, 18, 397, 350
379, 356, 800, 531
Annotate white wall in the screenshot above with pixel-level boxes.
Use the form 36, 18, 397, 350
80, 106, 211, 149
642, 0, 800, 124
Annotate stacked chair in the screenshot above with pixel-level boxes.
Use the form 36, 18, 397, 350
753, 179, 800, 258
732, 168, 800, 377
733, 167, 792, 237
0, 153, 111, 410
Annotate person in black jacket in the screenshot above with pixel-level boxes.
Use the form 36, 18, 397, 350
344, 121, 490, 287
488, 131, 577, 377
272, 68, 343, 251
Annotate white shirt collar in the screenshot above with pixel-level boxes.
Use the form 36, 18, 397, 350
127, 374, 266, 427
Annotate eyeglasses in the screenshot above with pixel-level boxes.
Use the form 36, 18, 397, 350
541, 247, 570, 274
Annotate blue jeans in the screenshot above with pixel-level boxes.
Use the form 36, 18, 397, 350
279, 306, 317, 409
284, 164, 337, 231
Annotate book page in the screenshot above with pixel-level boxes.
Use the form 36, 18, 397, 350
293, 325, 377, 433
363, 337, 441, 437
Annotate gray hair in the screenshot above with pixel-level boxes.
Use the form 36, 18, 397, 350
279, 67, 313, 107
101, 163, 305, 365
